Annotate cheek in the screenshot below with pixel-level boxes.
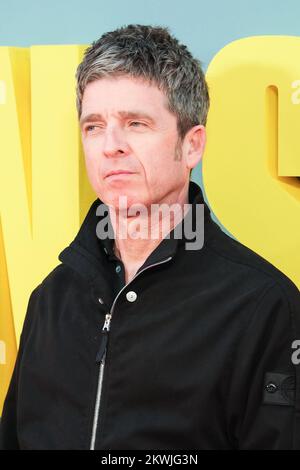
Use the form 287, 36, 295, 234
82, 141, 102, 187
83, 138, 99, 160
135, 134, 169, 163
144, 137, 177, 173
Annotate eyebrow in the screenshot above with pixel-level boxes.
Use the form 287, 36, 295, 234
79, 110, 155, 128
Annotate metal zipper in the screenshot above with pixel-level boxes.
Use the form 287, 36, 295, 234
89, 255, 173, 450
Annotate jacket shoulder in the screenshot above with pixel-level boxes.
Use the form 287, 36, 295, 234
205, 227, 300, 304
38, 262, 89, 292
24, 263, 90, 319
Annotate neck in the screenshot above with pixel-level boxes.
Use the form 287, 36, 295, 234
108, 183, 190, 280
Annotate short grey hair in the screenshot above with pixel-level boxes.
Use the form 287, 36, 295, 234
75, 24, 210, 140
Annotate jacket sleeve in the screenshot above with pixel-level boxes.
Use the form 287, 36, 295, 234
0, 286, 41, 450
227, 279, 300, 449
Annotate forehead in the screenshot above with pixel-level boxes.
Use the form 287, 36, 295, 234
81, 76, 170, 116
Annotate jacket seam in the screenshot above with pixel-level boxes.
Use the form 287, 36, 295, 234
205, 242, 292, 290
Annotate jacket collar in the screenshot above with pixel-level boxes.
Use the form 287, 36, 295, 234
58, 181, 217, 285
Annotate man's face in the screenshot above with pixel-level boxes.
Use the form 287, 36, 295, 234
80, 75, 190, 210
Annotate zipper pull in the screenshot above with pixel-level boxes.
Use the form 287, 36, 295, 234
102, 313, 112, 332
95, 314, 112, 363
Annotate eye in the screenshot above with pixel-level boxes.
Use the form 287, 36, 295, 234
85, 125, 97, 132
129, 121, 146, 127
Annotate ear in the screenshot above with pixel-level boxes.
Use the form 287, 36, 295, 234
182, 125, 206, 171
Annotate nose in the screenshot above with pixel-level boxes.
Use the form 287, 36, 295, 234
103, 126, 130, 158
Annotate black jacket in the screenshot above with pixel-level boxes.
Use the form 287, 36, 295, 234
1, 181, 300, 450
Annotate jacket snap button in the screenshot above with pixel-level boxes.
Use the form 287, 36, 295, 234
126, 291, 137, 302
266, 382, 278, 393
115, 265, 121, 274
98, 297, 104, 304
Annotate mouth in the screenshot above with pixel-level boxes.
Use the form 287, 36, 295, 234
105, 170, 135, 179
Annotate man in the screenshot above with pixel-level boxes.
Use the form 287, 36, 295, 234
1, 24, 300, 450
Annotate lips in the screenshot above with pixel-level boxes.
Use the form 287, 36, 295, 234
105, 170, 135, 178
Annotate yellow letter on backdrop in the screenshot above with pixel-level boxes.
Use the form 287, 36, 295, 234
0, 45, 94, 413
204, 36, 300, 288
